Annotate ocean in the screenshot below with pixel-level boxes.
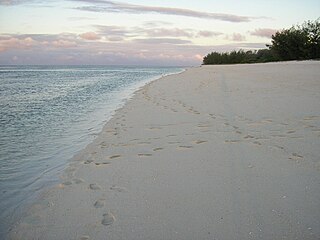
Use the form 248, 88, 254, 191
0, 65, 184, 237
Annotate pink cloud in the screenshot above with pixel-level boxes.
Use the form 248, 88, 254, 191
197, 31, 222, 38
194, 54, 203, 60
250, 28, 277, 38
225, 33, 246, 42
0, 37, 36, 52
79, 32, 101, 40
145, 28, 193, 38
52, 39, 77, 48
232, 33, 246, 41
107, 36, 124, 42
0, 32, 268, 65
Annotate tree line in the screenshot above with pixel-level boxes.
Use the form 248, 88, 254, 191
203, 19, 320, 65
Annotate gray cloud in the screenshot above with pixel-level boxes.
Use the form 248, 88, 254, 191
197, 31, 223, 38
94, 25, 136, 38
133, 38, 192, 45
225, 33, 247, 42
0, 33, 80, 52
250, 28, 277, 38
72, 0, 258, 23
0, 0, 49, 5
0, 0, 26, 5
94, 24, 223, 40
0, 31, 268, 66
142, 21, 172, 28
144, 28, 193, 38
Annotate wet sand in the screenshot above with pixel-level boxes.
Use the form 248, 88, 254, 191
10, 61, 320, 240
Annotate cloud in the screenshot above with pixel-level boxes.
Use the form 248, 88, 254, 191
143, 21, 172, 28
68, 16, 96, 21
250, 28, 277, 38
0, 32, 268, 66
0, 0, 25, 5
79, 32, 101, 40
72, 0, 258, 23
197, 31, 222, 38
107, 36, 124, 42
0, 36, 37, 51
0, 33, 79, 52
94, 25, 199, 40
0, 0, 46, 5
232, 33, 246, 41
94, 25, 135, 38
144, 28, 193, 38
94, 24, 224, 40
52, 39, 77, 48
133, 38, 192, 45
225, 33, 246, 42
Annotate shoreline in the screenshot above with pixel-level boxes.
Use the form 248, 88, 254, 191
1, 66, 185, 239
10, 61, 320, 239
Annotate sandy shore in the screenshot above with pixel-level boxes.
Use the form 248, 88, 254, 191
10, 61, 320, 240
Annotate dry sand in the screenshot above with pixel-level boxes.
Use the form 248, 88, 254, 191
10, 61, 320, 240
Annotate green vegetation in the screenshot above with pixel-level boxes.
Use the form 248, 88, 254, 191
203, 19, 320, 65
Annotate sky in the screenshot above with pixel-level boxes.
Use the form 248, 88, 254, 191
0, 0, 319, 66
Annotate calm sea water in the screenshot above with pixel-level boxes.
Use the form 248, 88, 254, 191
0, 65, 184, 237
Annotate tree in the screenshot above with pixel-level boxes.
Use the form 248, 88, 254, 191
302, 19, 320, 59
269, 27, 309, 60
269, 19, 320, 61
203, 19, 320, 65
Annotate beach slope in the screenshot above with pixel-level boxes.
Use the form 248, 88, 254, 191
10, 61, 320, 240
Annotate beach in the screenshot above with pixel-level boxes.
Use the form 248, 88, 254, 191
10, 61, 320, 239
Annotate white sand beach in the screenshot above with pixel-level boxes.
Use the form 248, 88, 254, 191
10, 61, 320, 240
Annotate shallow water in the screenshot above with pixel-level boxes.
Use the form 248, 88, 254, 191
0, 65, 183, 237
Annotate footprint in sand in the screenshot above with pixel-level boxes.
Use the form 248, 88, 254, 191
148, 127, 162, 130
138, 142, 151, 145
95, 162, 111, 166
225, 140, 240, 143
94, 199, 106, 208
109, 155, 121, 159
286, 130, 296, 134
80, 235, 90, 240
138, 153, 152, 157
166, 134, 177, 137
101, 212, 115, 226
178, 145, 193, 149
243, 135, 255, 139
198, 124, 210, 128
274, 145, 285, 150
289, 153, 303, 160
89, 183, 101, 190
153, 147, 164, 151
84, 160, 94, 164
209, 113, 216, 119
130, 138, 140, 142
73, 178, 85, 184
100, 142, 109, 148
271, 134, 286, 138
252, 141, 262, 146
62, 181, 72, 186
110, 185, 127, 192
